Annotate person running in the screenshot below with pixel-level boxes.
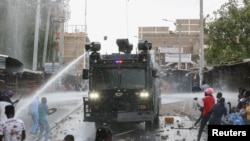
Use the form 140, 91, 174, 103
36, 97, 53, 141
197, 87, 215, 141
29, 97, 40, 137
0, 105, 26, 141
208, 97, 227, 125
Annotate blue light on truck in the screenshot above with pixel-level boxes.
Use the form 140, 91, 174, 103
115, 60, 123, 64
98, 60, 143, 64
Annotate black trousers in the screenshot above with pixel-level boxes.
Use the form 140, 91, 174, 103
197, 113, 211, 141
194, 112, 202, 126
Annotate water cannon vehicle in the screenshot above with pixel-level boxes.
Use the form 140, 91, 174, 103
82, 39, 161, 131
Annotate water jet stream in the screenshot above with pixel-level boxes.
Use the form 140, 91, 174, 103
16, 52, 87, 117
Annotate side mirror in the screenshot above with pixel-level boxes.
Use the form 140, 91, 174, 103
152, 69, 159, 78
82, 69, 89, 79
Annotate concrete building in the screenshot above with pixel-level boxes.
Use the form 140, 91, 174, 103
138, 19, 202, 70
63, 25, 89, 74
62, 19, 203, 73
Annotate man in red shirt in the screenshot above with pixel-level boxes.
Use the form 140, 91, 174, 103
197, 87, 215, 141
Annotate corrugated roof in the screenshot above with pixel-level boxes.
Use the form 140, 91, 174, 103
0, 54, 23, 73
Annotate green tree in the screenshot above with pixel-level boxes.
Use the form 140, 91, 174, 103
204, 0, 250, 65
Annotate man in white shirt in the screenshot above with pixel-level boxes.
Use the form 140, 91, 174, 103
0, 101, 11, 122
0, 105, 26, 141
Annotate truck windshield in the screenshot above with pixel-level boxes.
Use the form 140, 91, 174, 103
91, 68, 146, 89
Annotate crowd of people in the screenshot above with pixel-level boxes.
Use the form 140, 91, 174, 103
1, 86, 250, 141
0, 90, 54, 141
0, 89, 113, 141
193, 86, 250, 141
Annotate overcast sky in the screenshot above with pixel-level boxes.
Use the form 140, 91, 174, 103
67, 0, 229, 53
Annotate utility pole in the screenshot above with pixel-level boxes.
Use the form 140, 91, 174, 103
199, 0, 204, 86
32, 0, 41, 71
59, 19, 65, 65
42, 0, 69, 69
84, 0, 88, 69
177, 22, 181, 70
42, 6, 51, 68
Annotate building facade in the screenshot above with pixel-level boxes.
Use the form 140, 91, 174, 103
138, 19, 202, 70
63, 25, 89, 74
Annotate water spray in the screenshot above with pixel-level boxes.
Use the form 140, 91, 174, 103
16, 52, 89, 117
13, 93, 24, 107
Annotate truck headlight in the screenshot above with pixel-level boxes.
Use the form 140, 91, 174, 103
140, 91, 149, 98
90, 92, 99, 99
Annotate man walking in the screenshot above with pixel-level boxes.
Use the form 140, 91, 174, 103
0, 105, 26, 141
29, 97, 40, 136
36, 97, 51, 141
209, 97, 227, 125
197, 88, 215, 141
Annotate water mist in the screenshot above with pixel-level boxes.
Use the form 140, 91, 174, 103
16, 52, 88, 117
1, 0, 35, 66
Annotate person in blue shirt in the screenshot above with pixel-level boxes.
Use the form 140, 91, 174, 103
36, 97, 55, 141
29, 97, 40, 137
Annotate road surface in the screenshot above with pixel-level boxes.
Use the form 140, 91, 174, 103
12, 90, 238, 141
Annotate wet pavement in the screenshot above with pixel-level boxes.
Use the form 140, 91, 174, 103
14, 91, 87, 141
11, 90, 239, 141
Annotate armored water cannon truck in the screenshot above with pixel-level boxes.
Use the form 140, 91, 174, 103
82, 39, 161, 131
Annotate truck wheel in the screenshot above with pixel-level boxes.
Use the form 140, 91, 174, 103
145, 121, 153, 131
154, 116, 159, 128
154, 105, 160, 128
95, 121, 103, 129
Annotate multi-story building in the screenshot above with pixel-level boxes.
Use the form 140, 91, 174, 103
138, 19, 202, 70
63, 25, 89, 74
62, 19, 203, 72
